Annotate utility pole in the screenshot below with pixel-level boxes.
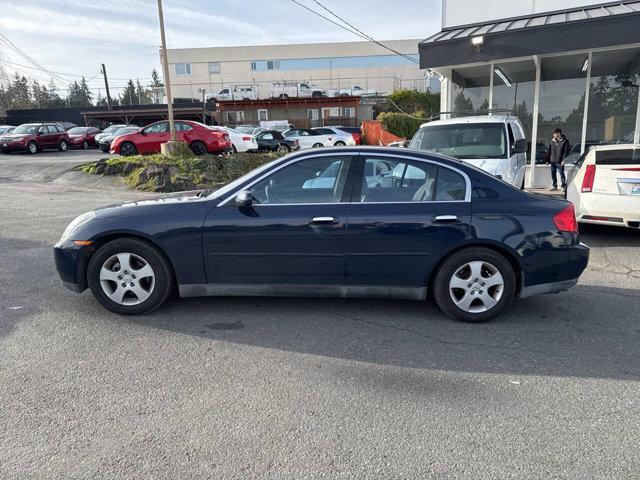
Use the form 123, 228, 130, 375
157, 0, 176, 141
101, 63, 112, 110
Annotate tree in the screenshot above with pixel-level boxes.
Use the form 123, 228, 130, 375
149, 68, 163, 87
121, 79, 136, 106
135, 79, 149, 105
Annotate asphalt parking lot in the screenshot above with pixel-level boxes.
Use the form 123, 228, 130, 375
1, 151, 639, 479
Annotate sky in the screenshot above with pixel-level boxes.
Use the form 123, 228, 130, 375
0, 0, 441, 97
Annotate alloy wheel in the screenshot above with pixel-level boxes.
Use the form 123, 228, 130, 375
99, 252, 155, 306
28, 143, 37, 154
448, 261, 504, 313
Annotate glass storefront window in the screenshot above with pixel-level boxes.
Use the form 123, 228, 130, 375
492, 59, 536, 139
586, 48, 640, 146
536, 54, 588, 153
451, 65, 491, 116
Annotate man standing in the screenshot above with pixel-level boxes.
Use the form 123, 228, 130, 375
547, 127, 570, 191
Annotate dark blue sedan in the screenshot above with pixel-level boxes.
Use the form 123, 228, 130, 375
54, 147, 589, 322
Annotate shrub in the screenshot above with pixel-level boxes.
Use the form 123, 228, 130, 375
377, 112, 425, 139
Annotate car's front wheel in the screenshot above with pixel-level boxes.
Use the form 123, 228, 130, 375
334, 141, 346, 147
312, 143, 324, 148
87, 238, 174, 315
58, 140, 68, 152
27, 141, 38, 154
433, 247, 516, 322
82, 140, 89, 149
120, 142, 137, 156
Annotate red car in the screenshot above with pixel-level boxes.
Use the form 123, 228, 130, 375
110, 120, 231, 156
67, 127, 101, 149
0, 123, 70, 154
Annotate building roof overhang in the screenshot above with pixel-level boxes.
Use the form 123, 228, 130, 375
420, 1, 640, 68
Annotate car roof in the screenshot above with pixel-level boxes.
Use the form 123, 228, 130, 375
420, 115, 518, 128
591, 143, 639, 152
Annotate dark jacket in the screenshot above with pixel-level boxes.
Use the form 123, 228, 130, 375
548, 135, 570, 164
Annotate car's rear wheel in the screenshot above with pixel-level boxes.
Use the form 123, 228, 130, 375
433, 247, 516, 322
87, 238, 174, 315
277, 144, 290, 154
190, 140, 208, 156
82, 140, 89, 149
27, 141, 38, 154
120, 142, 137, 156
312, 143, 324, 148
58, 140, 68, 152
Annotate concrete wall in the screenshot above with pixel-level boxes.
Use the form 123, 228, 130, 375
164, 40, 427, 100
442, 0, 613, 28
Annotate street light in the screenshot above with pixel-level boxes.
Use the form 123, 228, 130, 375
157, 0, 176, 142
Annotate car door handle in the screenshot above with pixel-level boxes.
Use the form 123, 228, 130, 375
310, 216, 339, 224
433, 215, 459, 223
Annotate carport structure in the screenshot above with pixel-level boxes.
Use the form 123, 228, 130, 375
81, 104, 216, 127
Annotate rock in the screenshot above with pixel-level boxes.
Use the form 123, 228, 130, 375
103, 164, 120, 175
166, 166, 179, 176
173, 175, 196, 192
146, 165, 164, 178
152, 174, 173, 192
94, 163, 106, 174
122, 163, 139, 174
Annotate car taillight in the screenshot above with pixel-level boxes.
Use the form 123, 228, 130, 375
581, 164, 596, 193
353, 133, 361, 143
553, 204, 578, 233
242, 136, 251, 141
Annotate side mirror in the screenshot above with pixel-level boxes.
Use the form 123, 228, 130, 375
513, 138, 528, 154
234, 190, 254, 207
37, 131, 44, 136
140, 130, 146, 136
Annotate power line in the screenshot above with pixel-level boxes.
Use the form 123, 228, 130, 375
289, 0, 419, 64
0, 34, 70, 84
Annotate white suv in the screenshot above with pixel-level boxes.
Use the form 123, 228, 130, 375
410, 115, 528, 188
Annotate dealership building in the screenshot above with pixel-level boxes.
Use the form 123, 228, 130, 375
163, 39, 432, 101
420, 0, 640, 186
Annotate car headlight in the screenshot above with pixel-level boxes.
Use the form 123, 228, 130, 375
60, 211, 96, 242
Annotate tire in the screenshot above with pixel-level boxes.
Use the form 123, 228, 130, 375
312, 143, 324, 148
27, 141, 38, 154
82, 140, 89, 149
87, 238, 174, 315
120, 142, 137, 156
190, 141, 208, 156
276, 144, 290, 154
232, 145, 238, 154
432, 247, 516, 323
334, 141, 346, 147
58, 140, 68, 152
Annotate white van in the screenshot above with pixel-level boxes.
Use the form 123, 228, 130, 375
206, 85, 257, 102
409, 115, 528, 188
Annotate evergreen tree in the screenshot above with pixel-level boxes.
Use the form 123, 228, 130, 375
149, 69, 163, 87
121, 79, 136, 106
135, 79, 148, 105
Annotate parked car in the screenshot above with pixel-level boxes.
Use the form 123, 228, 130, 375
327, 85, 377, 97
283, 128, 351, 150
0, 125, 15, 135
409, 116, 528, 188
0, 123, 69, 154
566, 144, 640, 229
67, 127, 101, 149
219, 127, 258, 153
271, 81, 324, 99
95, 124, 128, 144
255, 130, 299, 153
111, 121, 231, 156
60, 122, 78, 131
235, 125, 265, 136
54, 146, 589, 322
312, 127, 357, 146
330, 126, 363, 145
98, 126, 140, 153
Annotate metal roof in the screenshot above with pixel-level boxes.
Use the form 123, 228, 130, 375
422, 1, 640, 44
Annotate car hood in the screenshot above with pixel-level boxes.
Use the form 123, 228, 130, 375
0, 133, 30, 140
94, 190, 206, 217
456, 157, 503, 175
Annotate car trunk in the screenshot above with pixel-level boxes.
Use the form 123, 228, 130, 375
590, 148, 640, 196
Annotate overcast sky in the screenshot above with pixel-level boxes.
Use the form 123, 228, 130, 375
0, 0, 441, 96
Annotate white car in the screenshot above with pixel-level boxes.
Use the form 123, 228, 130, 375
219, 127, 258, 153
409, 115, 528, 188
283, 128, 354, 150
566, 144, 640, 229
312, 127, 357, 146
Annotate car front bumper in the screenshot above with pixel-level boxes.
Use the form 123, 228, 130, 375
1, 141, 27, 152
54, 239, 93, 293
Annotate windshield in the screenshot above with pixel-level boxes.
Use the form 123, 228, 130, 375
235, 126, 255, 134
410, 123, 508, 159
114, 127, 137, 136
68, 127, 90, 134
12, 125, 38, 135
207, 157, 284, 199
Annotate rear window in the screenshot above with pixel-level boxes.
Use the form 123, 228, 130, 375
595, 149, 640, 165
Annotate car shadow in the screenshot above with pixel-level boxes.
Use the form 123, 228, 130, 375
131, 283, 640, 381
580, 223, 640, 247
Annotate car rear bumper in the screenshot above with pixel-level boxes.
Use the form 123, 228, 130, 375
519, 242, 589, 298
574, 192, 640, 228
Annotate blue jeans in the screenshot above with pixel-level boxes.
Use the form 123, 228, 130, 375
550, 162, 566, 188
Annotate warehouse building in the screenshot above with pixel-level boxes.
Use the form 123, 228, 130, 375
420, 0, 640, 187
163, 39, 434, 101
